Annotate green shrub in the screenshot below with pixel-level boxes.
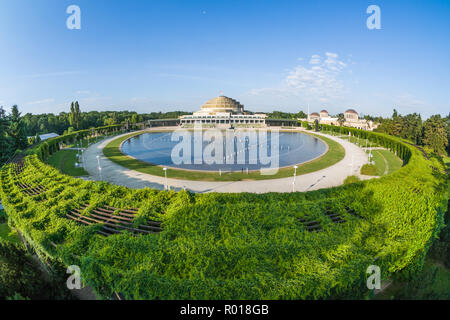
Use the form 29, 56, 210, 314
360, 164, 377, 176
0, 240, 74, 300
343, 175, 361, 184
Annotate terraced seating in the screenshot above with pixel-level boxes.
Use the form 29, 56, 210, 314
15, 182, 47, 197
11, 161, 25, 176
298, 207, 359, 232
66, 204, 162, 236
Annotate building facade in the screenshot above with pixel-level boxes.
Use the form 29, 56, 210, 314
179, 96, 267, 127
303, 108, 378, 131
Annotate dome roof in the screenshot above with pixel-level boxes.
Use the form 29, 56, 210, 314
345, 109, 358, 114
320, 110, 328, 114
310, 112, 320, 117
201, 96, 244, 113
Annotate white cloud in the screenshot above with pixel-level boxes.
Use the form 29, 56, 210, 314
248, 52, 349, 103
309, 54, 321, 65
76, 90, 90, 94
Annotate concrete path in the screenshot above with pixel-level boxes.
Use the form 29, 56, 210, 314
83, 129, 370, 194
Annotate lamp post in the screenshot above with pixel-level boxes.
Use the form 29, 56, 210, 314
163, 167, 168, 191
292, 165, 298, 192
350, 155, 354, 175
96, 155, 102, 180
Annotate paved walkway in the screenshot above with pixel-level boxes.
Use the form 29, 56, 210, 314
83, 129, 371, 194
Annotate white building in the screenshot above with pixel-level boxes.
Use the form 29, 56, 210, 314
180, 96, 266, 127
27, 132, 60, 141
303, 108, 378, 131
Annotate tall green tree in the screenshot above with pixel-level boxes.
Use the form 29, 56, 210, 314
7, 105, 28, 152
446, 113, 450, 155
69, 102, 81, 130
0, 106, 12, 164
74, 101, 81, 129
423, 115, 447, 155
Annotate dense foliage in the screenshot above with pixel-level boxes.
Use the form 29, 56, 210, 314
375, 109, 449, 156
21, 109, 191, 137
0, 239, 74, 300
0, 124, 447, 300
266, 110, 307, 119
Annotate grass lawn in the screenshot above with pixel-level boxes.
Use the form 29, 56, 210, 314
47, 149, 88, 177
0, 224, 21, 244
378, 149, 403, 174
103, 130, 346, 181
363, 149, 403, 176
0, 210, 21, 244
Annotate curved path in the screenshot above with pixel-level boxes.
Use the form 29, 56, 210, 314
83, 129, 370, 194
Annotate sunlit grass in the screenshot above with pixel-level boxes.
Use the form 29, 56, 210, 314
47, 149, 88, 177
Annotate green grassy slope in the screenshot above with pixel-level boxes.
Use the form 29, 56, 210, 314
47, 150, 88, 177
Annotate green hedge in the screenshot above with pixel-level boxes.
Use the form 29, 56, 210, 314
26, 125, 122, 161
0, 124, 447, 299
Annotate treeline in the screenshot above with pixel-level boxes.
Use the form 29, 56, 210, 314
21, 107, 190, 136
0, 106, 29, 164
374, 109, 449, 155
265, 110, 307, 119
0, 102, 191, 165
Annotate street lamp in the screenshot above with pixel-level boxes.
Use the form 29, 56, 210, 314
350, 155, 354, 175
163, 167, 168, 191
292, 165, 298, 192
96, 155, 102, 180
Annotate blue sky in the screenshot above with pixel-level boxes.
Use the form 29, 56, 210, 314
0, 0, 449, 118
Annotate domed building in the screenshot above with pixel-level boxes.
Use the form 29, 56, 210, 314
198, 96, 244, 114
320, 110, 329, 118
301, 107, 378, 131
180, 96, 266, 127
309, 112, 320, 120
344, 109, 359, 121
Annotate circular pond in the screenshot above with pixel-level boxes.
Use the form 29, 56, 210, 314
120, 131, 327, 172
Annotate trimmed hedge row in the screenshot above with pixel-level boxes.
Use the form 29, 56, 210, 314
25, 125, 122, 161
0, 124, 447, 299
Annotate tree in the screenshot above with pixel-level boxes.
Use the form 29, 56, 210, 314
7, 105, 28, 151
69, 102, 75, 127
337, 113, 345, 126
423, 115, 447, 155
35, 133, 41, 144
298, 111, 307, 119
69, 102, 81, 130
0, 240, 73, 300
446, 113, 450, 155
0, 106, 12, 164
74, 101, 81, 129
